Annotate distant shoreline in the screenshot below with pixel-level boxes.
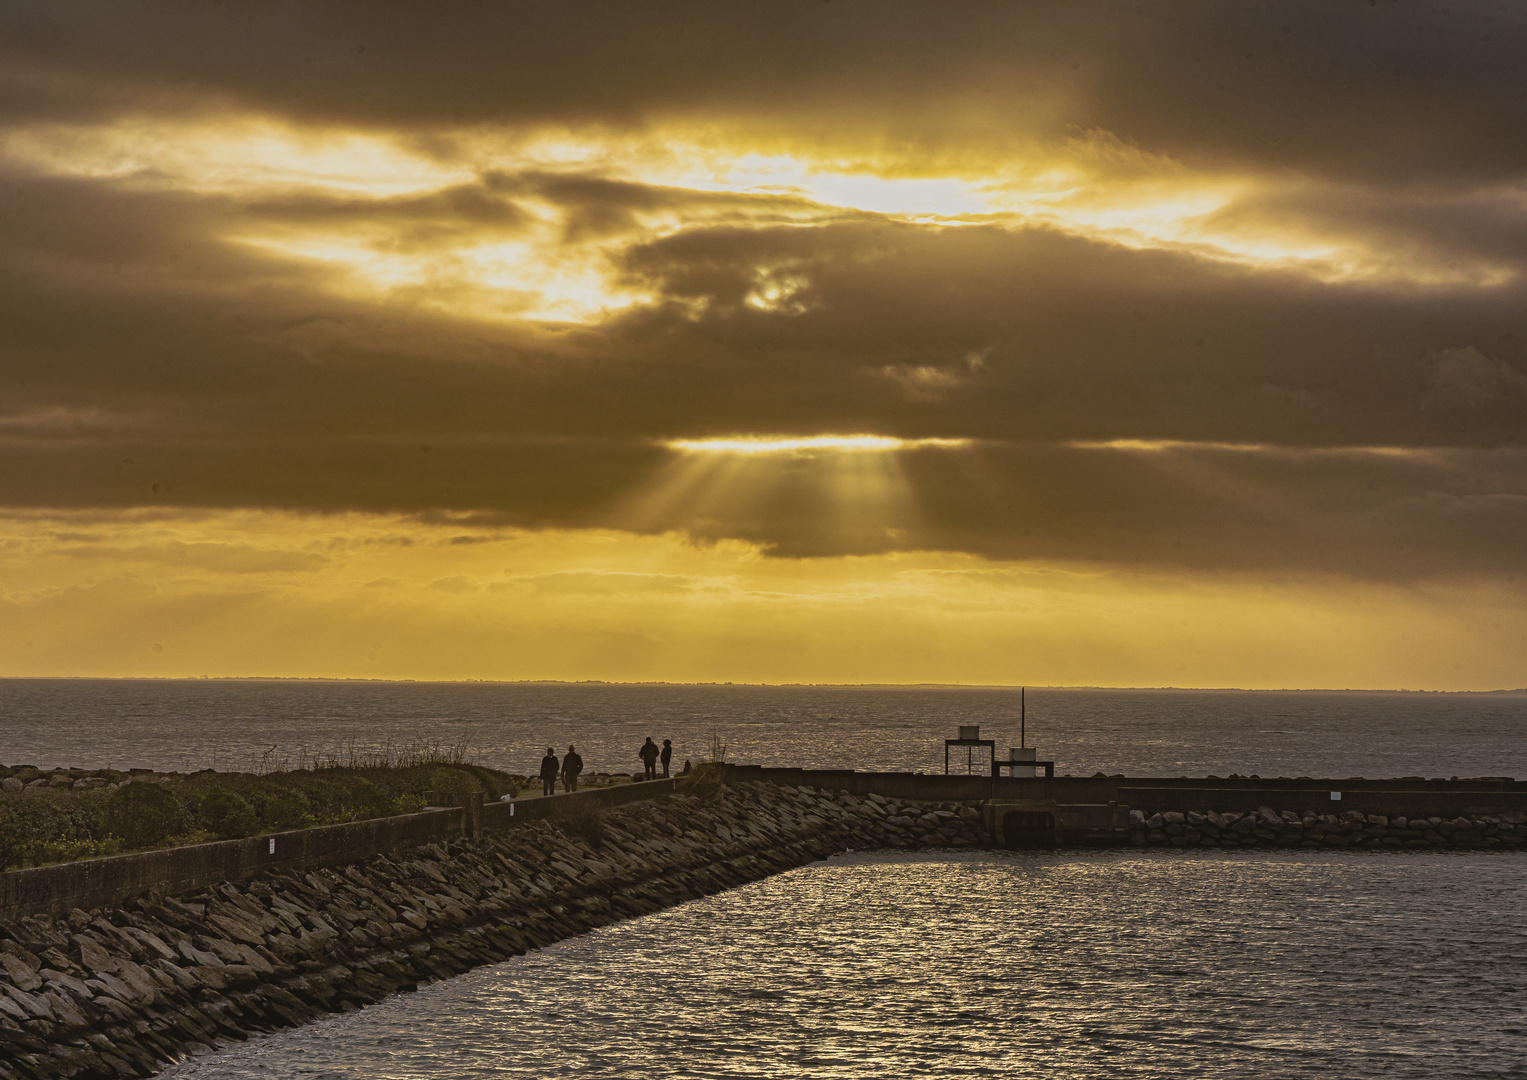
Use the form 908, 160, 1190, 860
0, 676, 1523, 694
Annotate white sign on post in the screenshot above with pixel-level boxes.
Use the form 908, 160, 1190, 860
1330, 791, 1342, 801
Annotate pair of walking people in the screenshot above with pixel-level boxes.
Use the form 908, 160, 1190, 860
639, 737, 672, 781
539, 745, 582, 796
536, 738, 672, 795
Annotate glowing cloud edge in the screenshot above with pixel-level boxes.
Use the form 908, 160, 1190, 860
663, 435, 972, 454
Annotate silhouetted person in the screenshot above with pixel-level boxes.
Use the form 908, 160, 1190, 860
539, 748, 559, 797
562, 744, 583, 793
639, 737, 660, 781
681, 759, 692, 775
660, 739, 673, 779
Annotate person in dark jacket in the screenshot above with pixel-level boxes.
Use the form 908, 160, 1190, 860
639, 737, 660, 781
660, 739, 673, 779
539, 748, 559, 797
561, 744, 584, 793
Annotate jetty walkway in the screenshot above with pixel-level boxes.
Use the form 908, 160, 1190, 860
1, 769, 1523, 1078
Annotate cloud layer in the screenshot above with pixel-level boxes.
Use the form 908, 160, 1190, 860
1, 2, 1525, 615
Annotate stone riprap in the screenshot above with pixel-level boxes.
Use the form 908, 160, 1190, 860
0, 782, 986, 1079
1130, 807, 1527, 849
0, 769, 124, 795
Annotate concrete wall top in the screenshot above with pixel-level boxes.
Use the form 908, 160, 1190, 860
724, 765, 1527, 817
724, 765, 1117, 804
1115, 776, 1523, 791
481, 778, 677, 831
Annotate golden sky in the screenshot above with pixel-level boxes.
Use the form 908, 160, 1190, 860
1, 2, 1525, 688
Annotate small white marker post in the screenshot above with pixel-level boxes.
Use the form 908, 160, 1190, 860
268, 838, 276, 854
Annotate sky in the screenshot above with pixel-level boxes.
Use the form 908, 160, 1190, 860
1, 1, 1525, 688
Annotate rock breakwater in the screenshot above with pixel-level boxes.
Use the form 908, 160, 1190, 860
1130, 807, 1527, 849
0, 782, 986, 1079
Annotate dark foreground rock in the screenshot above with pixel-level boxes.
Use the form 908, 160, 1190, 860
0, 782, 986, 1078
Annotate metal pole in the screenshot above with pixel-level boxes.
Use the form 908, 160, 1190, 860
1021, 686, 1026, 748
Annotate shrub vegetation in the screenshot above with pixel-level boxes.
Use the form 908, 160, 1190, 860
0, 761, 522, 870
105, 783, 187, 847
196, 787, 258, 840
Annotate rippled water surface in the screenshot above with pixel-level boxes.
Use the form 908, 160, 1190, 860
2, 679, 1525, 778
164, 849, 1527, 1079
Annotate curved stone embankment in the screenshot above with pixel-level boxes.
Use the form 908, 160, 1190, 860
1131, 807, 1527, 849
0, 782, 984, 1079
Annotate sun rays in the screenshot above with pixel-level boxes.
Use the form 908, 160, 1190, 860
612, 437, 981, 556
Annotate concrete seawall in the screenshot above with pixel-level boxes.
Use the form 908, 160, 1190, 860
725, 766, 1527, 845
1128, 807, 1525, 850
724, 766, 1527, 817
0, 781, 989, 1078
12, 769, 1518, 926
0, 780, 679, 925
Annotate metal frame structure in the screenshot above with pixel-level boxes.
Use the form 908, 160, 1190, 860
944, 736, 995, 775
943, 699, 1057, 777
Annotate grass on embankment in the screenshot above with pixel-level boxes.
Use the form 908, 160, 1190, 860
0, 761, 527, 871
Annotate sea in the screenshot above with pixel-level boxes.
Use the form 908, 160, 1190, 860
4, 679, 1526, 1078
3, 679, 1526, 780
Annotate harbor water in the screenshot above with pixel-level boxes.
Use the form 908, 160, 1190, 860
159, 848, 1527, 1080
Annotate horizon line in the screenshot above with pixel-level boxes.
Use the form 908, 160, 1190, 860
0, 676, 1522, 695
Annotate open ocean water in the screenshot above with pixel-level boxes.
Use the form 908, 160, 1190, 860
1, 679, 1525, 780
5, 680, 1527, 1078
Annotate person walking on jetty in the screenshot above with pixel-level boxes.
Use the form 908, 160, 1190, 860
660, 738, 673, 779
539, 748, 560, 797
562, 744, 584, 793
639, 737, 660, 781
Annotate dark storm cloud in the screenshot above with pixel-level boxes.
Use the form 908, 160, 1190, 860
248, 184, 533, 234
246, 175, 820, 248
3, 1, 1526, 184
625, 441, 1527, 580
483, 172, 836, 244
3, 188, 1525, 578
2, 1, 1526, 580
610, 219, 1527, 448
1200, 181, 1527, 276
7, 176, 1524, 449
6, 426, 1522, 581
